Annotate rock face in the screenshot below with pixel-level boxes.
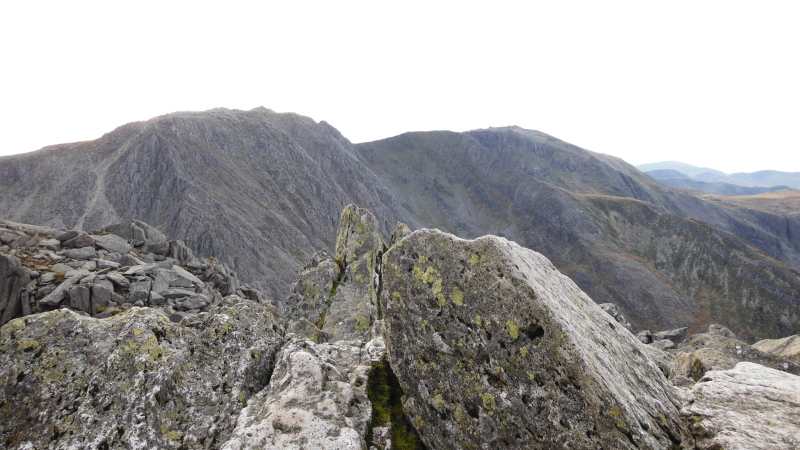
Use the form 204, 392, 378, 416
381, 229, 692, 449
0, 296, 283, 449
680, 362, 800, 449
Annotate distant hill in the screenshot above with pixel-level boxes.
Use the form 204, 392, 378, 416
638, 161, 800, 192
636, 161, 726, 177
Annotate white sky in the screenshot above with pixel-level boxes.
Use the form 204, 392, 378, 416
1, 1, 798, 173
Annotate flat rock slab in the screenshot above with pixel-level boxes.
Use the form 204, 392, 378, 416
681, 362, 800, 449
753, 335, 800, 364
94, 234, 132, 254
63, 246, 97, 260
381, 230, 692, 449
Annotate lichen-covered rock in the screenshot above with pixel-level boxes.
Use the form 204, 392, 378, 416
222, 337, 382, 450
322, 205, 384, 342
381, 230, 693, 449
283, 250, 341, 340
0, 296, 283, 449
681, 362, 800, 449
753, 334, 800, 364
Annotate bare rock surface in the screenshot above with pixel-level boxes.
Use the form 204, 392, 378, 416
222, 336, 383, 450
381, 229, 692, 449
681, 362, 800, 449
0, 296, 283, 449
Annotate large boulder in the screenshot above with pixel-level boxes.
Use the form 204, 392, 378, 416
0, 296, 283, 449
0, 254, 31, 325
681, 362, 800, 449
381, 230, 693, 449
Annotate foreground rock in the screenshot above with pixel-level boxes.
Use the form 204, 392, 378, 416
681, 362, 800, 449
0, 296, 283, 449
381, 230, 693, 449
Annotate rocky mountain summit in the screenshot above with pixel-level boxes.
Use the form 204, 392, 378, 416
2, 205, 799, 449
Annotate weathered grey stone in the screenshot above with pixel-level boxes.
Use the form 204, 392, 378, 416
707, 323, 737, 339
55, 230, 79, 242
142, 240, 170, 255
162, 288, 196, 299
65, 269, 91, 278
283, 250, 341, 339
642, 343, 676, 378
105, 271, 130, 289
680, 362, 800, 449
169, 240, 194, 263
91, 280, 114, 314
0, 296, 283, 449
118, 253, 146, 267
129, 280, 152, 304
94, 233, 132, 254
63, 246, 97, 260
221, 337, 377, 450
175, 294, 210, 311
653, 327, 688, 345
39, 273, 85, 306
171, 264, 204, 287
0, 232, 23, 245
50, 263, 73, 273
381, 230, 692, 449
69, 285, 92, 313
149, 291, 166, 306
599, 302, 634, 331
636, 329, 653, 344
62, 233, 95, 249
390, 221, 412, 245
753, 334, 800, 364
124, 263, 159, 276
652, 338, 676, 351
0, 254, 31, 325
153, 268, 172, 293
322, 205, 384, 342
38, 238, 60, 250
96, 258, 121, 269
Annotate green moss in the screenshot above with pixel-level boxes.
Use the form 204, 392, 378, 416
366, 362, 424, 450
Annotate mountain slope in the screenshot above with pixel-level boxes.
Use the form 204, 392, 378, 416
0, 108, 408, 301
1, 110, 799, 338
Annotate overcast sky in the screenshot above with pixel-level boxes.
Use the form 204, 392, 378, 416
1, 1, 798, 173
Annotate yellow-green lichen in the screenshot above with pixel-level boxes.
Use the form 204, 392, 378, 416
355, 316, 370, 330
609, 407, 620, 417
481, 393, 496, 410
507, 320, 520, 340
433, 394, 445, 410
451, 288, 464, 306
17, 339, 40, 352
519, 346, 529, 357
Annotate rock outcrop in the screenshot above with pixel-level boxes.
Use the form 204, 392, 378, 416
0, 219, 257, 326
680, 362, 800, 449
381, 229, 693, 449
753, 334, 800, 364
0, 296, 283, 449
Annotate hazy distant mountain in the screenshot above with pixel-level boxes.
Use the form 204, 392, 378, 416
636, 161, 726, 177
645, 170, 792, 195
1, 110, 799, 339
638, 161, 800, 192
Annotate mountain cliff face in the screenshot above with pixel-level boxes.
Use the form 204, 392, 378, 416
1, 108, 799, 339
